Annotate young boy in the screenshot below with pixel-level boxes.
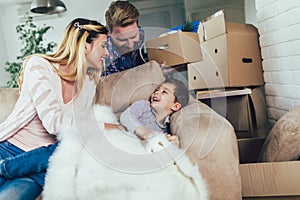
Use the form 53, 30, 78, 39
120, 78, 189, 147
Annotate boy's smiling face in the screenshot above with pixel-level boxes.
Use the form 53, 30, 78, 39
150, 82, 181, 115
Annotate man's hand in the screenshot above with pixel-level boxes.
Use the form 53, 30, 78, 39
134, 126, 153, 140
160, 61, 175, 75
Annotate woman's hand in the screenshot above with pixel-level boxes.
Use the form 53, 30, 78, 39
104, 123, 127, 131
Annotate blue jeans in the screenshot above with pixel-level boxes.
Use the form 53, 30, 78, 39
0, 141, 58, 200
0, 177, 42, 200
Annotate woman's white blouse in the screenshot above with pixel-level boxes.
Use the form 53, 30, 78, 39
0, 56, 99, 150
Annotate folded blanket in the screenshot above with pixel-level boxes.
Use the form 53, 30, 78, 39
42, 105, 208, 200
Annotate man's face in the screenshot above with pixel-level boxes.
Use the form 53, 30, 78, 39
110, 22, 140, 54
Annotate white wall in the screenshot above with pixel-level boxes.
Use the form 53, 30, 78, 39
244, 0, 257, 26
0, 0, 113, 87
185, 0, 245, 23
255, 0, 300, 125
131, 0, 185, 29
129, 0, 186, 41
0, 6, 9, 87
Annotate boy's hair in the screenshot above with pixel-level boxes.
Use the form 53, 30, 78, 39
164, 78, 189, 107
105, 1, 140, 32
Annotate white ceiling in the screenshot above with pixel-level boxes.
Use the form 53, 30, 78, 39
0, 0, 30, 5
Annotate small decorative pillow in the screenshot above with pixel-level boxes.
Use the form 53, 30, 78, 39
258, 106, 300, 162
95, 61, 164, 114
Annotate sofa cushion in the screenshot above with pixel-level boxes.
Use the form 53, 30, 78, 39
95, 61, 164, 114
0, 88, 19, 123
258, 106, 300, 162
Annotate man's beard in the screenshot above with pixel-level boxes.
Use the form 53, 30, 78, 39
118, 44, 137, 55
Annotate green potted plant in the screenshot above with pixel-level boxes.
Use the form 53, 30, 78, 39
4, 14, 57, 88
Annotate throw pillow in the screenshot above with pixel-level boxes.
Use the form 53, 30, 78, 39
258, 106, 300, 162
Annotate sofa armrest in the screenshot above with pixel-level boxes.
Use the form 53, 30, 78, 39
95, 61, 164, 114
171, 97, 242, 200
0, 88, 19, 123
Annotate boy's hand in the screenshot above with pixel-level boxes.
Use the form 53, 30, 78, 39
166, 134, 180, 148
134, 126, 153, 140
104, 123, 127, 131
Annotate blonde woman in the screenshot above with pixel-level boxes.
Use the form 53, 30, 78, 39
0, 18, 122, 200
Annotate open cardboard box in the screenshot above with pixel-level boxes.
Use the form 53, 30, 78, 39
188, 10, 264, 90
238, 135, 300, 199
198, 86, 268, 133
240, 160, 300, 199
198, 84, 300, 198
145, 31, 202, 67
238, 137, 266, 164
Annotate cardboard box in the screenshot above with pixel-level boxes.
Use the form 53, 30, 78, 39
145, 31, 202, 67
237, 119, 300, 199
198, 86, 268, 132
238, 132, 300, 199
240, 161, 300, 199
238, 137, 266, 164
188, 11, 264, 90
236, 124, 271, 139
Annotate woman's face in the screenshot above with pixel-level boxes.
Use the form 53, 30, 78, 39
85, 34, 109, 70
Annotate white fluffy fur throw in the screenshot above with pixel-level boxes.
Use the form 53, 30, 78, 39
42, 105, 208, 200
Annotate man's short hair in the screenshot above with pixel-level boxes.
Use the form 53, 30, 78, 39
105, 1, 140, 32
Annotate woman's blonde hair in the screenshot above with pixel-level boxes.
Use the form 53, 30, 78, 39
105, 1, 139, 32
18, 18, 107, 92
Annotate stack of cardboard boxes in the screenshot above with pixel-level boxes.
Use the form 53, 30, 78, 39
146, 10, 268, 136
146, 10, 300, 199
